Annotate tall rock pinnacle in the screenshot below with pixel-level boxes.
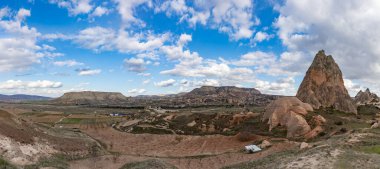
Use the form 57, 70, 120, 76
296, 50, 357, 113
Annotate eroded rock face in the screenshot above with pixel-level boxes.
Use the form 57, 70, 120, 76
262, 97, 313, 138
296, 50, 357, 113
354, 88, 379, 105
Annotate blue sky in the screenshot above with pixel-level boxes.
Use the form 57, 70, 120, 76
0, 0, 379, 97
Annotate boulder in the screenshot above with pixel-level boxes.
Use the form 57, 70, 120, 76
310, 115, 327, 126
262, 97, 313, 138
187, 120, 197, 127
304, 126, 324, 139
259, 140, 272, 149
296, 50, 357, 113
300, 142, 309, 150
371, 122, 379, 129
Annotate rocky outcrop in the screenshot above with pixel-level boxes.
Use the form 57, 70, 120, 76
354, 88, 379, 105
262, 97, 313, 138
53, 91, 129, 105
230, 112, 259, 125
262, 97, 327, 139
186, 86, 261, 96
296, 50, 357, 113
132, 86, 279, 108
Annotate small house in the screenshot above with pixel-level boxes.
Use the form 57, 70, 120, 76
244, 145, 262, 153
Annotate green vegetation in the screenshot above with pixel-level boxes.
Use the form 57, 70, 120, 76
357, 105, 379, 115
119, 159, 177, 169
0, 157, 17, 169
132, 126, 174, 134
359, 145, 380, 155
222, 149, 298, 169
59, 118, 84, 124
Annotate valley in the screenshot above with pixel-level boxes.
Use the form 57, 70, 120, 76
1, 51, 380, 169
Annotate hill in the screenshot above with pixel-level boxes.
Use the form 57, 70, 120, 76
53, 91, 129, 105
0, 94, 51, 102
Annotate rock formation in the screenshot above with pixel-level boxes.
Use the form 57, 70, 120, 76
262, 97, 327, 139
354, 88, 379, 105
262, 97, 313, 138
182, 86, 278, 106
186, 86, 261, 96
296, 50, 357, 113
53, 91, 129, 105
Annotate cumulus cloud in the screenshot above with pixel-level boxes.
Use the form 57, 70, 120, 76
53, 60, 84, 67
232, 50, 308, 77
160, 34, 256, 86
74, 26, 115, 52
0, 8, 61, 72
155, 0, 258, 40
255, 77, 296, 95
275, 0, 380, 83
252, 31, 273, 42
90, 6, 109, 17
344, 78, 364, 96
154, 79, 176, 87
76, 68, 101, 76
73, 26, 169, 54
49, 0, 93, 16
0, 80, 63, 89
124, 57, 147, 73
127, 88, 146, 94
0, 7, 10, 18
113, 0, 151, 27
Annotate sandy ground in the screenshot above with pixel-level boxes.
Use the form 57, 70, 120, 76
70, 127, 298, 169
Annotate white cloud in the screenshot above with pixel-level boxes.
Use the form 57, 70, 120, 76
49, 0, 93, 16
113, 0, 151, 27
53, 60, 84, 67
138, 72, 151, 77
0, 7, 10, 18
156, 0, 258, 40
124, 57, 146, 72
253, 31, 273, 42
74, 26, 115, 52
275, 0, 380, 83
0, 38, 42, 72
160, 34, 256, 85
232, 51, 307, 77
91, 6, 109, 17
76, 69, 101, 76
127, 88, 146, 94
0, 80, 63, 89
254, 77, 296, 95
16, 8, 31, 20
154, 79, 176, 87
233, 51, 276, 67
0, 8, 60, 72
142, 79, 150, 85
73, 26, 169, 54
115, 30, 169, 53
344, 78, 364, 96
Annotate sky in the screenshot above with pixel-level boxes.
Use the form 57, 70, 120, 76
0, 0, 379, 97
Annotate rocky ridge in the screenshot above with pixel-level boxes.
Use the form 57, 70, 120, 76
354, 88, 379, 105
